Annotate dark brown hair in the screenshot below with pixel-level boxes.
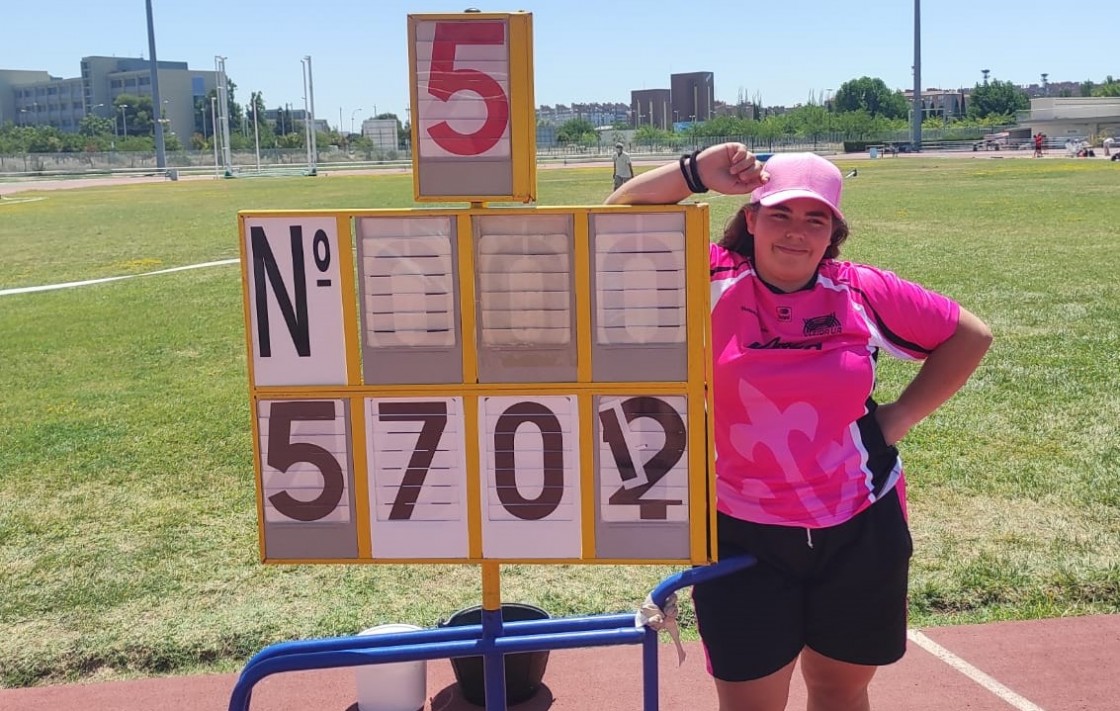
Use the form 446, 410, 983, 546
717, 203, 850, 260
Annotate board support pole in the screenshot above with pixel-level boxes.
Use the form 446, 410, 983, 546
481, 561, 508, 710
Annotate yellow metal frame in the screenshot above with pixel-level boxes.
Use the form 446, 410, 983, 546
407, 12, 536, 204
238, 205, 714, 567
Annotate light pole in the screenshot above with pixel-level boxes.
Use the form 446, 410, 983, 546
215, 56, 232, 175
824, 89, 833, 141
911, 0, 922, 151
119, 104, 129, 137
301, 56, 319, 174
252, 91, 261, 172
146, 0, 167, 169
351, 108, 362, 140
210, 96, 219, 176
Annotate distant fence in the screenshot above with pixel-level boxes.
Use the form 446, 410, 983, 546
0, 128, 1013, 179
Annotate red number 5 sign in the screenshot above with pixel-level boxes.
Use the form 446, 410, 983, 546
409, 12, 537, 203
425, 21, 509, 157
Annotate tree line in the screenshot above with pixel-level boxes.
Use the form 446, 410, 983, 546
553, 75, 1120, 148
3, 73, 1117, 154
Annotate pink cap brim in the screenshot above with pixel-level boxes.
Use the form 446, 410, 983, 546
755, 188, 845, 221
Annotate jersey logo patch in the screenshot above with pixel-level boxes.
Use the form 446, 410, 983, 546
803, 313, 841, 337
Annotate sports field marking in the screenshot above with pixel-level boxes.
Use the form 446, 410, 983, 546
907, 630, 1047, 711
0, 196, 47, 206
0, 258, 239, 297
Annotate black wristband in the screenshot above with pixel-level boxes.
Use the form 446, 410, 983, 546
688, 149, 709, 193
679, 154, 702, 193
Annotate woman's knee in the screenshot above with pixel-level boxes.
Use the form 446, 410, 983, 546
800, 647, 877, 709
713, 658, 797, 711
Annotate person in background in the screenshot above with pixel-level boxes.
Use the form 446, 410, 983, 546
607, 144, 993, 711
1033, 132, 1044, 158
612, 142, 634, 190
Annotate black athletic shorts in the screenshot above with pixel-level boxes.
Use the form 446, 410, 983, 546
691, 487, 913, 682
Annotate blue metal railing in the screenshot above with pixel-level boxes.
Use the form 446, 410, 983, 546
227, 555, 756, 711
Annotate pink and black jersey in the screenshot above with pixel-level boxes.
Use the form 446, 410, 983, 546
709, 243, 960, 528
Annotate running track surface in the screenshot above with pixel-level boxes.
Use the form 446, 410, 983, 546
2, 615, 1115, 710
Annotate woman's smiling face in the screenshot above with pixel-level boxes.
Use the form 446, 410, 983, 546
745, 197, 835, 292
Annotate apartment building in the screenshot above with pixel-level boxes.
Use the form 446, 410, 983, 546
1, 57, 218, 141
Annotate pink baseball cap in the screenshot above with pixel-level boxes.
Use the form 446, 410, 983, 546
750, 153, 845, 221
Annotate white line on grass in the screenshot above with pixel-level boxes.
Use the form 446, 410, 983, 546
0, 196, 47, 206
0, 258, 240, 297
907, 630, 1047, 711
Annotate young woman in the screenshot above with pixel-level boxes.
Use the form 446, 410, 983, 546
607, 144, 993, 711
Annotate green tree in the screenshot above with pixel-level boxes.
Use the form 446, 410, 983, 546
245, 91, 277, 149
966, 78, 1029, 120
113, 94, 154, 137
633, 124, 674, 148
833, 77, 909, 119
1091, 76, 1120, 97
556, 117, 596, 145
78, 114, 115, 137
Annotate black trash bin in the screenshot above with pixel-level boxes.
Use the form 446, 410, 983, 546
440, 603, 550, 706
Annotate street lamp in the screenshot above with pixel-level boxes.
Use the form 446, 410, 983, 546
351, 108, 363, 138
119, 104, 129, 137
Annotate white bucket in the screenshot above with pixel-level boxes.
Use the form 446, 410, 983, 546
355, 623, 427, 711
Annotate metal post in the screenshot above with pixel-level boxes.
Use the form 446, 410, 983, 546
301, 59, 312, 171
305, 55, 318, 174
146, 0, 167, 169
911, 0, 922, 151
253, 92, 261, 173
216, 56, 233, 175
211, 96, 219, 176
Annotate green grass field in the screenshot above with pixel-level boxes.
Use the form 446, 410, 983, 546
1, 159, 1118, 687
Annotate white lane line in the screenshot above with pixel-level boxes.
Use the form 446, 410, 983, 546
0, 258, 240, 297
0, 196, 47, 205
907, 629, 1047, 711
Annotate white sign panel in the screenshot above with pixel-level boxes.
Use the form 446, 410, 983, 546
480, 395, 581, 558
366, 397, 469, 559
245, 217, 348, 386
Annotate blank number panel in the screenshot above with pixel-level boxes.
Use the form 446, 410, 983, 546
357, 216, 463, 384
474, 214, 576, 383
591, 212, 688, 382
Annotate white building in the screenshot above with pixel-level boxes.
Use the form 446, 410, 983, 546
1018, 97, 1120, 142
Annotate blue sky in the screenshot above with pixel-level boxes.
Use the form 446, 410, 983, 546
3, 0, 1114, 128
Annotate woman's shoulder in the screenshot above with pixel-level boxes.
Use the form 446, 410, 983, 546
819, 259, 901, 287
819, 260, 945, 305
709, 242, 750, 272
